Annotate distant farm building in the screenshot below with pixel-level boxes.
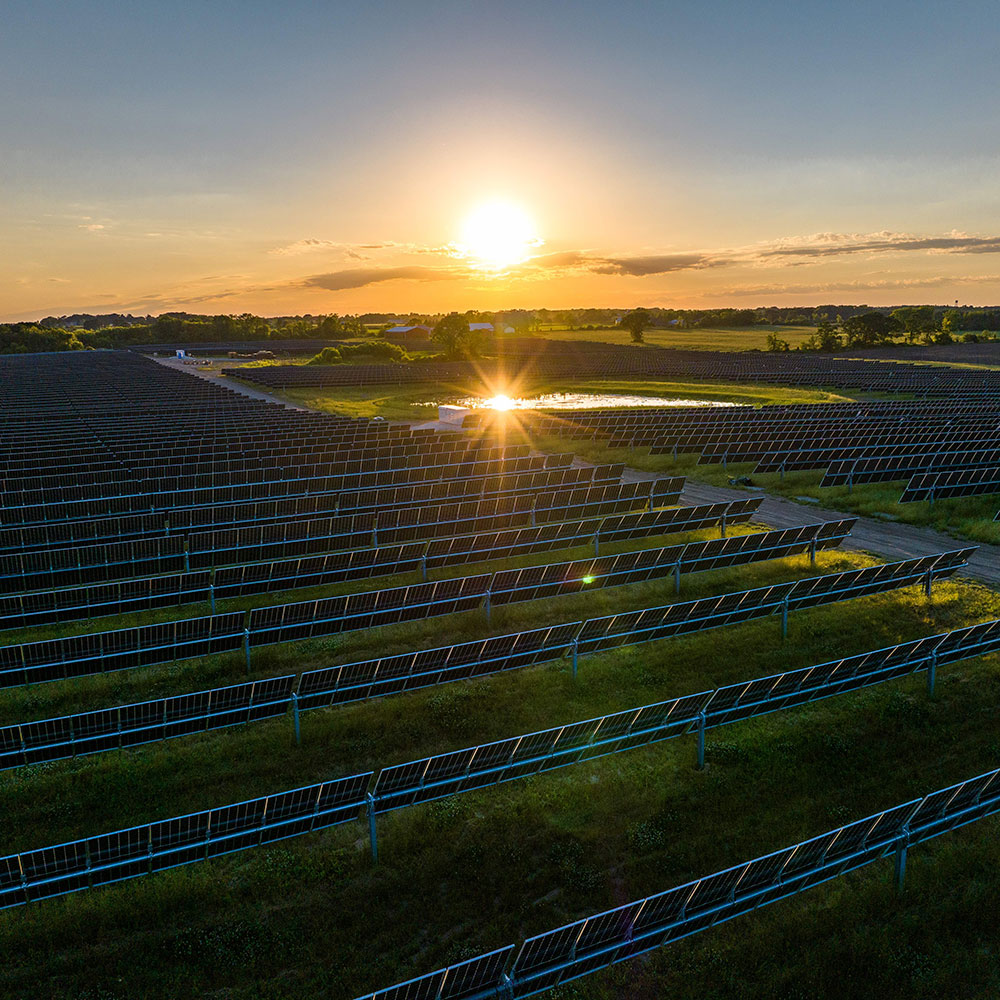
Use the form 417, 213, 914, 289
384, 325, 432, 341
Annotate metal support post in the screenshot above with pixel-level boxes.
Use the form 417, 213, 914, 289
781, 597, 789, 639
183, 546, 190, 573
928, 488, 935, 507
927, 650, 938, 697
696, 711, 707, 770
924, 569, 934, 598
367, 794, 379, 864
594, 531, 600, 558
243, 629, 251, 674
484, 590, 492, 625
720, 511, 727, 539
291, 692, 301, 745
722, 451, 728, 472
672, 443, 678, 462
809, 539, 817, 566
674, 562, 681, 594
209, 583, 216, 615
420, 555, 427, 582
894, 828, 910, 892
847, 472, 853, 494
571, 638, 579, 680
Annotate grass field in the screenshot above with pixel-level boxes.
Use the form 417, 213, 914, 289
529, 325, 821, 351
1, 559, 998, 999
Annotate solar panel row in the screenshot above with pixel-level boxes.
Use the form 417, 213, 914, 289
3, 618, 996, 914
354, 765, 1000, 1000
0, 770, 373, 909
0, 482, 699, 594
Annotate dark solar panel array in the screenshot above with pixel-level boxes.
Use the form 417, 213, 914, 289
3, 611, 996, 913
227, 340, 1000, 398
355, 761, 1000, 999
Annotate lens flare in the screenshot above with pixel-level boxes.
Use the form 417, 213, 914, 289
488, 394, 514, 411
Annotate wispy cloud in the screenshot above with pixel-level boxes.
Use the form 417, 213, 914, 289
711, 274, 1000, 297
300, 265, 469, 291
755, 230, 1000, 261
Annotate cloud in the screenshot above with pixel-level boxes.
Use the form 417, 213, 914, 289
269, 238, 411, 257
78, 223, 105, 233
757, 231, 1000, 261
711, 274, 1000, 297
301, 265, 468, 291
590, 253, 728, 275
269, 238, 342, 256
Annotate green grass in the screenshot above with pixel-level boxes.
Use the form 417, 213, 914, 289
525, 325, 823, 351
0, 571, 998, 998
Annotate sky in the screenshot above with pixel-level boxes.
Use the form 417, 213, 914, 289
4, 0, 1000, 321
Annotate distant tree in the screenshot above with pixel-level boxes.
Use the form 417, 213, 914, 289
840, 311, 903, 348
802, 320, 840, 352
432, 312, 483, 359
890, 306, 936, 343
766, 332, 791, 352
306, 346, 343, 365
621, 308, 651, 343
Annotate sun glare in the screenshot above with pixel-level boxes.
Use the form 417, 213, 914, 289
487, 393, 515, 411
459, 200, 539, 271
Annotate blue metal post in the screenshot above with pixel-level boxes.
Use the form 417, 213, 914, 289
894, 829, 909, 892
484, 590, 491, 625
809, 539, 817, 566
420, 555, 427, 582
720, 511, 727, 539
367, 794, 379, 864
571, 639, 579, 680
696, 711, 706, 770
927, 651, 938, 697
924, 570, 933, 598
183, 546, 190, 573
243, 629, 251, 674
291, 692, 301, 745
594, 531, 600, 557
674, 562, 681, 593
781, 597, 789, 639
209, 583, 216, 615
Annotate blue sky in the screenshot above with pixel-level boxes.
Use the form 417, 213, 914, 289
4, 0, 1000, 318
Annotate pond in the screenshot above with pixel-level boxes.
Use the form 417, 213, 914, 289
448, 391, 743, 411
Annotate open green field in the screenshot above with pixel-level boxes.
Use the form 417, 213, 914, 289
529, 325, 821, 351
2, 551, 1000, 999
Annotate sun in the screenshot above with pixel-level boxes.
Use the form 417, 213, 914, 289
486, 393, 514, 411
459, 200, 540, 271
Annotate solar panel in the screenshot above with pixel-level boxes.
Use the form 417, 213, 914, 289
371, 689, 713, 815
0, 770, 372, 909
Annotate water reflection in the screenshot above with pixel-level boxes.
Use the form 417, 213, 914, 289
445, 391, 742, 410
